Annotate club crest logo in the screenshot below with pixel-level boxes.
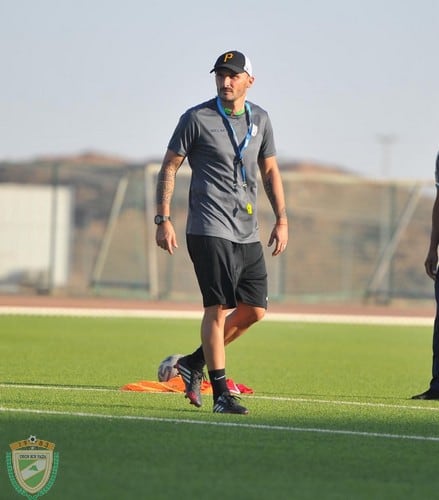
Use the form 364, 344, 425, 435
6, 435, 59, 499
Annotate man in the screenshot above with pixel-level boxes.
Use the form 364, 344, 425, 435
412, 152, 439, 400
155, 50, 288, 414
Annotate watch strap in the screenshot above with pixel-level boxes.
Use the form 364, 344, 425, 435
154, 215, 171, 225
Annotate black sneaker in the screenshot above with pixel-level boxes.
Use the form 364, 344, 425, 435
213, 392, 249, 415
411, 389, 439, 400
175, 356, 204, 407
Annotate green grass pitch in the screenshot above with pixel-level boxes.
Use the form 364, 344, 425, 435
1, 314, 439, 499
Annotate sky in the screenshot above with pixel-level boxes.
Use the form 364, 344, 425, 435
1, 0, 438, 180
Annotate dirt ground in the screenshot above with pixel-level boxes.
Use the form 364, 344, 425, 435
0, 293, 435, 319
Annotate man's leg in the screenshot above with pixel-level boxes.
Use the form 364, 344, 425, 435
177, 235, 225, 407
183, 302, 264, 369
430, 278, 439, 391
201, 304, 228, 369
412, 278, 439, 399
224, 303, 266, 346
199, 304, 248, 414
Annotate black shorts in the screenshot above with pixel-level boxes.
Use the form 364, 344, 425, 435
186, 234, 268, 309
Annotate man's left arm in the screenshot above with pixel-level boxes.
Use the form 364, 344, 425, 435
258, 155, 288, 256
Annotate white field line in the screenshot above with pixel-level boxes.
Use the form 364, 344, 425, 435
252, 395, 439, 413
0, 383, 115, 392
0, 305, 433, 326
0, 405, 438, 443
2, 382, 439, 413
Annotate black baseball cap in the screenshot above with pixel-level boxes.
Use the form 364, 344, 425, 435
210, 50, 253, 77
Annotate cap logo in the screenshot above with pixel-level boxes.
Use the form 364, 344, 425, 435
210, 51, 253, 77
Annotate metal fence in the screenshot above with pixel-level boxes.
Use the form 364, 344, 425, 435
0, 158, 434, 304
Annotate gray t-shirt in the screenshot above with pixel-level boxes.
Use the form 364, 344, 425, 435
168, 97, 276, 243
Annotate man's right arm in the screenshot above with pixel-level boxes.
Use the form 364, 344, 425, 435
155, 149, 185, 255
156, 149, 185, 213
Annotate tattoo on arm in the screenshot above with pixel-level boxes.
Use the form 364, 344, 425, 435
156, 161, 180, 205
263, 176, 287, 219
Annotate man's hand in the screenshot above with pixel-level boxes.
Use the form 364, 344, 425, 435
425, 249, 438, 280
156, 221, 178, 255
268, 223, 288, 256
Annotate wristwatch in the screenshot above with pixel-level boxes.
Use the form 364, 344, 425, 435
154, 215, 171, 225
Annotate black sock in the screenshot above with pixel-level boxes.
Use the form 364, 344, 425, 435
187, 346, 205, 370
208, 369, 228, 401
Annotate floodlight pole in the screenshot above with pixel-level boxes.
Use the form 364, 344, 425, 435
378, 135, 396, 178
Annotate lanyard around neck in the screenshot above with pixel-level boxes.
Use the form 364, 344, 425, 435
216, 96, 253, 188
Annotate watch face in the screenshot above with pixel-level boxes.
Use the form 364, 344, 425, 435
155, 215, 170, 224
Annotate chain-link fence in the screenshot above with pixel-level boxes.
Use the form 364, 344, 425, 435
0, 157, 434, 304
